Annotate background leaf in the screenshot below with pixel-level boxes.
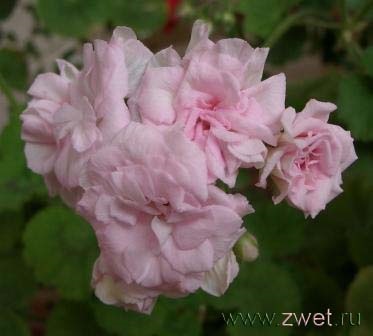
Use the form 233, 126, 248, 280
221, 260, 301, 335
0, 49, 27, 90
0, 255, 36, 309
0, 0, 17, 21
92, 296, 201, 336
236, 0, 301, 39
106, 0, 167, 38
36, 0, 106, 38
337, 74, 373, 142
46, 301, 106, 336
0, 109, 46, 211
23, 206, 99, 300
346, 267, 373, 330
0, 309, 29, 336
206, 260, 301, 313
362, 46, 373, 77
244, 193, 306, 259
0, 210, 24, 254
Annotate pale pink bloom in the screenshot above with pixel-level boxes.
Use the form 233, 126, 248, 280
201, 251, 239, 296
92, 256, 158, 314
21, 27, 150, 202
77, 122, 252, 313
257, 99, 357, 218
111, 27, 153, 96
130, 20, 286, 187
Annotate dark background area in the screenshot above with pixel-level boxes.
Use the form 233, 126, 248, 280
0, 0, 372, 335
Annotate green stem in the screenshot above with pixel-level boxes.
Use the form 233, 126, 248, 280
264, 10, 340, 48
302, 17, 340, 30
264, 11, 308, 48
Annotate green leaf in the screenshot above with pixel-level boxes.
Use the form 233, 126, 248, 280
0, 109, 46, 211
205, 260, 300, 314
0, 0, 17, 21
36, 0, 106, 38
0, 255, 36, 308
301, 192, 351, 274
92, 300, 166, 336
362, 46, 373, 77
300, 0, 336, 10
344, 151, 373, 267
157, 297, 202, 336
337, 74, 373, 142
0, 309, 29, 336
0, 211, 24, 254
234, 169, 252, 191
344, 148, 373, 191
0, 49, 27, 90
244, 198, 306, 259
350, 326, 371, 336
346, 0, 373, 18
295, 267, 343, 314
346, 267, 373, 329
236, 0, 300, 39
347, 213, 373, 268
346, 0, 366, 10
46, 301, 106, 336
106, 0, 167, 38
23, 206, 99, 300
92, 296, 201, 336
287, 73, 339, 111
0, 109, 24, 183
267, 26, 306, 65
217, 260, 301, 336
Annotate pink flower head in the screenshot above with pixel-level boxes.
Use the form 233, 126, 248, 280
77, 122, 252, 313
257, 99, 357, 218
21, 27, 151, 204
130, 20, 286, 187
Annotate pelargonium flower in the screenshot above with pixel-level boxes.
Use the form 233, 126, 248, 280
257, 99, 357, 218
20, 19, 358, 316
77, 122, 252, 313
20, 27, 151, 205
130, 20, 286, 187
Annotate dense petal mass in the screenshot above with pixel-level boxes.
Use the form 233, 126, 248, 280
257, 99, 357, 218
77, 122, 251, 313
131, 20, 285, 187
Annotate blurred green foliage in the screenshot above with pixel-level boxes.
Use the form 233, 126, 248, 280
36, 0, 166, 38
0, 0, 372, 335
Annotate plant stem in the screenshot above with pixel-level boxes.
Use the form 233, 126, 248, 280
264, 11, 307, 48
302, 17, 340, 30
264, 10, 340, 48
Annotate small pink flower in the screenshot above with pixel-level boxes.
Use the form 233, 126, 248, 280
21, 27, 151, 204
77, 122, 252, 313
130, 20, 286, 187
257, 99, 357, 218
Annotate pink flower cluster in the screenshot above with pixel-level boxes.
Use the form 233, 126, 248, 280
21, 21, 357, 314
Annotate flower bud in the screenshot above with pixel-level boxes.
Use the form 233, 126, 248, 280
234, 232, 259, 262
